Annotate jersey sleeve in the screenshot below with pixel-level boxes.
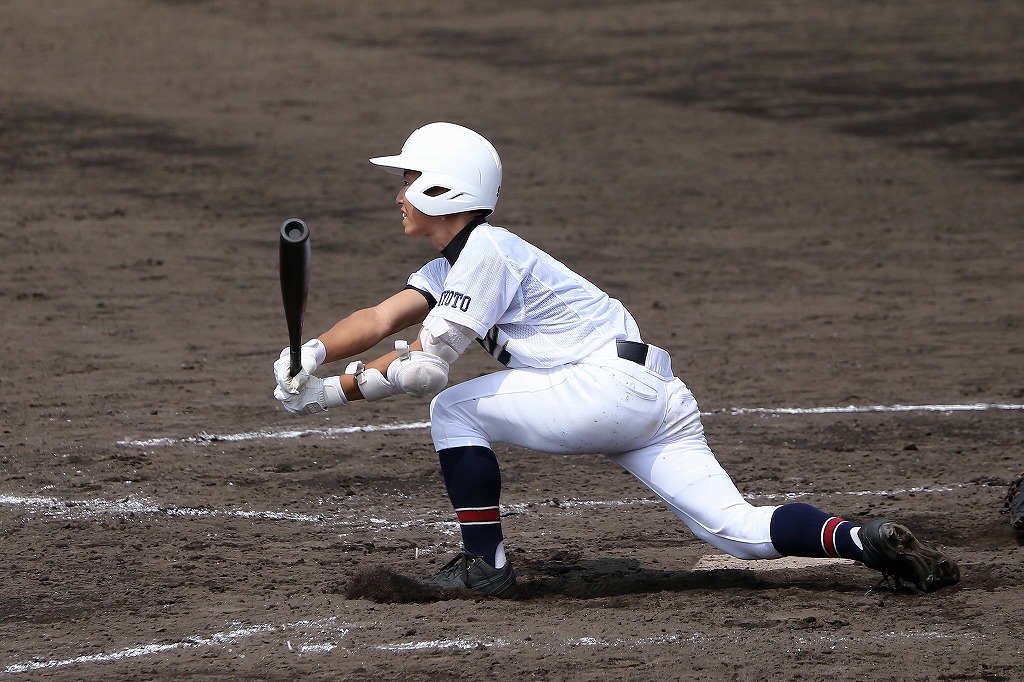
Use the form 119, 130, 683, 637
406, 258, 449, 309
428, 230, 525, 338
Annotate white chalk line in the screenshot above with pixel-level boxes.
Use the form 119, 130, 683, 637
0, 484, 961, 531
743, 484, 960, 502
4, 617, 349, 674
0, 493, 323, 523
118, 421, 432, 448
4, 613, 982, 674
0, 492, 463, 541
712, 402, 1023, 416
116, 402, 1024, 448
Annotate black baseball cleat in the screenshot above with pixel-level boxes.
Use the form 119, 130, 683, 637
859, 519, 960, 594
419, 552, 518, 599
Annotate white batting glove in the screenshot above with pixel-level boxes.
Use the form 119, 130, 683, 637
274, 339, 327, 394
273, 375, 347, 415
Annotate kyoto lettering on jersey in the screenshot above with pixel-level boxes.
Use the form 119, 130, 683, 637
438, 289, 472, 312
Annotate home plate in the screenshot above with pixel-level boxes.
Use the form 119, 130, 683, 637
694, 555, 854, 571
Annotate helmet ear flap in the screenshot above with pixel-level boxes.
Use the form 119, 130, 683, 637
405, 170, 487, 216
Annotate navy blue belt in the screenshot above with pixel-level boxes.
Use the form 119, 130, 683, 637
616, 340, 649, 366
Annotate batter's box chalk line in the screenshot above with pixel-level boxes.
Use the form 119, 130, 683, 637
116, 402, 1024, 448
711, 402, 1024, 416
3, 617, 350, 675
0, 484, 964, 529
3, 612, 983, 675
118, 420, 433, 448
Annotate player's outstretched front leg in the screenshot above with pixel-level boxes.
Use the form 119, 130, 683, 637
858, 519, 960, 594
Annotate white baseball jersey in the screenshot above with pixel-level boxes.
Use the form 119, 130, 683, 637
407, 221, 642, 368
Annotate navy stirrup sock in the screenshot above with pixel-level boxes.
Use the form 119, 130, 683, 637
769, 502, 864, 561
437, 446, 505, 568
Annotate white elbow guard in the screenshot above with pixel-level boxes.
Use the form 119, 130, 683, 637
387, 341, 450, 399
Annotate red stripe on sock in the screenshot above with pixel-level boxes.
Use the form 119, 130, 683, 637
456, 508, 501, 524
821, 517, 844, 557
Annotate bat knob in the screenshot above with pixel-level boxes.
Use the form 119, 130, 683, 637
281, 218, 309, 244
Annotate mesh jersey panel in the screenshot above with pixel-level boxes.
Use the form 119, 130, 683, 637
407, 224, 641, 369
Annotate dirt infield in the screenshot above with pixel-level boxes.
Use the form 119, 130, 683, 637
2, 1, 1023, 679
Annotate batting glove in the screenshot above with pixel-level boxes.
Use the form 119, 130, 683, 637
274, 375, 347, 415
274, 339, 327, 395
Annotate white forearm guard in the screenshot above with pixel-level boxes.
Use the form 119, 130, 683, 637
346, 361, 401, 402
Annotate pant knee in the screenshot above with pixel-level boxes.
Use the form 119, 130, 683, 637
429, 389, 489, 451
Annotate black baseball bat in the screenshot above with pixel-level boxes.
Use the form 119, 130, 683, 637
279, 218, 311, 378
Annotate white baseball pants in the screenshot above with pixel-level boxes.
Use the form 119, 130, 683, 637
429, 344, 782, 560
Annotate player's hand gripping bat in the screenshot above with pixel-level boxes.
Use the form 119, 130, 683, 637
279, 218, 310, 379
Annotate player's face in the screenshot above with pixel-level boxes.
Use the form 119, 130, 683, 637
397, 171, 434, 237
398, 171, 445, 240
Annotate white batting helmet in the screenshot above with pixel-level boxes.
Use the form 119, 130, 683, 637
369, 122, 502, 217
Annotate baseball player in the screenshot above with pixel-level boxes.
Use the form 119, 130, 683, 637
273, 122, 960, 599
